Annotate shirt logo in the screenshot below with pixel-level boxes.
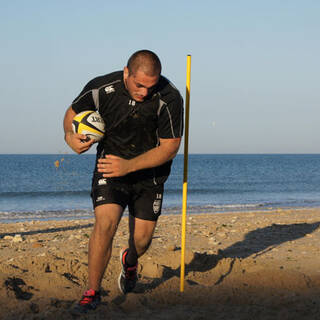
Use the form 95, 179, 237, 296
105, 85, 115, 94
129, 99, 136, 106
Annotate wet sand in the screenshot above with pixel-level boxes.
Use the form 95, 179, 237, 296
1, 208, 320, 319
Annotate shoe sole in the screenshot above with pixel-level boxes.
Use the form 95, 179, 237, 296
118, 248, 127, 294
118, 272, 125, 294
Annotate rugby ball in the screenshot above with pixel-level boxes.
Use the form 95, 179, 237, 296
72, 110, 105, 142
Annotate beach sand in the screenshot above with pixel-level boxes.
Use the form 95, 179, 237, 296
1, 208, 320, 319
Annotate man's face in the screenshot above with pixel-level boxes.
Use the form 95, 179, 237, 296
123, 67, 159, 102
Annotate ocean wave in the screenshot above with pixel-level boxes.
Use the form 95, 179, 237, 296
161, 203, 264, 215
162, 200, 320, 215
1, 188, 250, 198
164, 188, 254, 195
0, 190, 91, 198
0, 209, 95, 223
201, 203, 263, 209
1, 200, 320, 223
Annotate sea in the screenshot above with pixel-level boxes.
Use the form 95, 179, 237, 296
1, 154, 320, 223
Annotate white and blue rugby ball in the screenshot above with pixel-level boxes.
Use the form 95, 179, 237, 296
72, 110, 105, 142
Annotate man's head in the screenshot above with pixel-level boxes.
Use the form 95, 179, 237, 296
123, 50, 161, 102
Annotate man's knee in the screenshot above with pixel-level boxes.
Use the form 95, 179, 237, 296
94, 218, 119, 237
131, 232, 153, 255
129, 216, 157, 255
94, 204, 123, 236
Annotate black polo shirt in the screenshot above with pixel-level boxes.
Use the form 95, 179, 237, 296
71, 71, 183, 186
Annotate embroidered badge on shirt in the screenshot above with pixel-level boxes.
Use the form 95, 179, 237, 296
98, 178, 107, 185
105, 85, 115, 94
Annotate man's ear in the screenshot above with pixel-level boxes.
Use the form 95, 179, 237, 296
123, 67, 129, 81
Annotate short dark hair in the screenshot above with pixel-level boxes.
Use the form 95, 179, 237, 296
127, 50, 162, 76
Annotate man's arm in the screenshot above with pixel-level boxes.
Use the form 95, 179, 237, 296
97, 137, 181, 177
63, 106, 94, 154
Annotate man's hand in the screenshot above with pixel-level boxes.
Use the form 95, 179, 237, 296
97, 155, 131, 177
63, 106, 95, 154
65, 131, 94, 154
96, 138, 181, 177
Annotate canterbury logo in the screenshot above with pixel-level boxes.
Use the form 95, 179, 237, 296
96, 196, 105, 202
98, 178, 107, 185
105, 85, 115, 94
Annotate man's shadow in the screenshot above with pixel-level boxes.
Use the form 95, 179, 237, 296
113, 220, 320, 303
0, 223, 93, 238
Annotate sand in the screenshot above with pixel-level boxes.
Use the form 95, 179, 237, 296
0, 208, 320, 319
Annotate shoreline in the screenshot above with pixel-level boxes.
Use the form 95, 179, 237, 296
1, 205, 320, 225
1, 207, 320, 319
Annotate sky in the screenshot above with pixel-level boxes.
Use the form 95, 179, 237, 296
1, 1, 319, 154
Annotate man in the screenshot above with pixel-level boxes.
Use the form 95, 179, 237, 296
63, 50, 183, 313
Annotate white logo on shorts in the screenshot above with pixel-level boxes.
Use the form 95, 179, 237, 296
98, 178, 107, 185
96, 196, 105, 202
153, 199, 161, 215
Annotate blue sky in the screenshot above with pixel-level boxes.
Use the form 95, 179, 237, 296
1, 1, 319, 154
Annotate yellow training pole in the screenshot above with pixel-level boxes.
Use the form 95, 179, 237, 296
180, 54, 191, 292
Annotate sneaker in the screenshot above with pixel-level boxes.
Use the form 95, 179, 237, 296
71, 289, 101, 314
118, 248, 138, 294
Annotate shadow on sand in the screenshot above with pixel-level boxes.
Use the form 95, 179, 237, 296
113, 221, 320, 301
2, 218, 319, 308
0, 223, 94, 239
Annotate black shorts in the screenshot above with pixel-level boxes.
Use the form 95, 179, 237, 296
91, 173, 164, 221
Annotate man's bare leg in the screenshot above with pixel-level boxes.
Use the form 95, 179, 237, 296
118, 216, 157, 294
128, 216, 157, 260
88, 203, 123, 290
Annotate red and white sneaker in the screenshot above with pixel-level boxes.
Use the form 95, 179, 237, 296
71, 289, 101, 314
118, 248, 138, 294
